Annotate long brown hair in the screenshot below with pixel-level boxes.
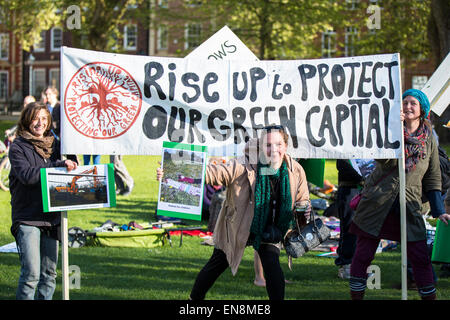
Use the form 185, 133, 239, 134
17, 102, 52, 137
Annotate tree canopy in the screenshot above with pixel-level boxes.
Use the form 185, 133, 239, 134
1, 0, 445, 66
0, 0, 61, 51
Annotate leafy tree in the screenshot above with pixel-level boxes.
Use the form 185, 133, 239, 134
180, 0, 346, 59
178, 0, 439, 66
343, 0, 432, 65
428, 0, 450, 64
0, 0, 61, 51
60, 0, 150, 52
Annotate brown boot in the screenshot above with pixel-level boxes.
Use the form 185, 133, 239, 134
350, 290, 365, 300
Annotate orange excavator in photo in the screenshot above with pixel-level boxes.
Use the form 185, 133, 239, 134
55, 166, 99, 194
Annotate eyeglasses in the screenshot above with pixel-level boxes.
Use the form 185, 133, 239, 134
262, 125, 285, 132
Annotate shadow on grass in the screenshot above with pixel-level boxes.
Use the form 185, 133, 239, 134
109, 198, 157, 221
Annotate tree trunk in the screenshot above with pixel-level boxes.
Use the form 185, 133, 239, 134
430, 0, 450, 63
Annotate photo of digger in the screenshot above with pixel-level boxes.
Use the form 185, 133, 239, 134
47, 165, 108, 208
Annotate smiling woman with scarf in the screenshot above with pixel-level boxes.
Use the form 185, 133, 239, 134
157, 126, 309, 300
9, 102, 77, 300
348, 89, 449, 300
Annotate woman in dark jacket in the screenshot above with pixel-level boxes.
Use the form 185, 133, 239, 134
349, 89, 450, 300
10, 102, 77, 300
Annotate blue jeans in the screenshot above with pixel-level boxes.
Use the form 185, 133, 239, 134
83, 155, 101, 165
15, 224, 59, 300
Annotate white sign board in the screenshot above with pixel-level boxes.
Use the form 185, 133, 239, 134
61, 47, 402, 159
185, 25, 258, 62
422, 52, 450, 116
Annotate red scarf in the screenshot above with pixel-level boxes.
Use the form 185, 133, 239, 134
403, 121, 430, 173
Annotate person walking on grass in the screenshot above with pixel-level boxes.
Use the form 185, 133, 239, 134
348, 89, 450, 300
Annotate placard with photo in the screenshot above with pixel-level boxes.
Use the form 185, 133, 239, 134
41, 164, 116, 212
157, 141, 208, 221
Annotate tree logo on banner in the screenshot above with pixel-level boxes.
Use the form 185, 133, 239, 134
64, 62, 142, 139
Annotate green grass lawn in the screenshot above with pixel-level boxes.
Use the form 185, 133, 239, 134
0, 120, 449, 300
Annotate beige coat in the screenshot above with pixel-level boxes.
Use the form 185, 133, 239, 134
205, 153, 309, 275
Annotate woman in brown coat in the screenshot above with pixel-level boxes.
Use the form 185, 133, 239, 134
157, 126, 309, 300
349, 89, 449, 300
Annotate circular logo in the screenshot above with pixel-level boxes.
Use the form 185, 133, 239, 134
64, 62, 142, 139
305, 233, 314, 241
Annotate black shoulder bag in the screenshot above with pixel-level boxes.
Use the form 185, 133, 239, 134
284, 207, 331, 258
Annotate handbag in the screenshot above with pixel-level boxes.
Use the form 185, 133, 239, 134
349, 192, 362, 210
284, 208, 331, 258
349, 167, 396, 211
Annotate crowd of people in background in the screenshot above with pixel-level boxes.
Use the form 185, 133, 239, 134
3, 87, 450, 300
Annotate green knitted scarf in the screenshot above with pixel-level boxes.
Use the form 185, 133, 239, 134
250, 161, 292, 250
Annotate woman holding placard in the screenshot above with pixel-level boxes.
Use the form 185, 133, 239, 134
349, 89, 449, 300
157, 125, 310, 300
9, 102, 77, 300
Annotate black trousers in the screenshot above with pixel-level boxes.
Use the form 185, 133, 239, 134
190, 244, 284, 300
335, 186, 358, 266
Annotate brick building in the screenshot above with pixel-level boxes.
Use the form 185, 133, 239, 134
0, 30, 24, 113
0, 0, 444, 121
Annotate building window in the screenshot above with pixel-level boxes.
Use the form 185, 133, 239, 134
34, 31, 46, 52
32, 69, 46, 97
158, 25, 168, 50
124, 24, 137, 50
185, 0, 202, 7
51, 27, 63, 51
185, 23, 202, 50
0, 33, 9, 60
321, 29, 336, 58
412, 75, 428, 90
49, 69, 60, 91
345, 27, 358, 57
0, 71, 8, 100
158, 0, 168, 8
346, 0, 360, 10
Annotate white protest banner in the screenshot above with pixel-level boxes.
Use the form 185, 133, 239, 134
61, 46, 402, 159
185, 25, 259, 62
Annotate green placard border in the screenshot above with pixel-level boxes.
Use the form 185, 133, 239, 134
162, 141, 207, 153
107, 163, 116, 207
41, 168, 50, 212
159, 141, 207, 221
156, 210, 202, 221
41, 164, 116, 213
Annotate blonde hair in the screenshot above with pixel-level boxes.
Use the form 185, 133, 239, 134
45, 86, 59, 96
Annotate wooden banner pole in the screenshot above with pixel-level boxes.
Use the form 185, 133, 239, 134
399, 148, 408, 300
61, 210, 69, 300
397, 55, 407, 300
